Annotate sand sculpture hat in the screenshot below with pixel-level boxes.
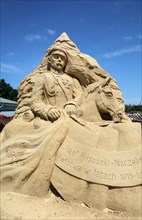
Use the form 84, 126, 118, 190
48, 48, 68, 60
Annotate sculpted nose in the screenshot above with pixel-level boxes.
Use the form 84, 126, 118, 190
58, 56, 62, 61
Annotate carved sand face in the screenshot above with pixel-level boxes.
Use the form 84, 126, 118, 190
48, 50, 67, 71
96, 86, 125, 122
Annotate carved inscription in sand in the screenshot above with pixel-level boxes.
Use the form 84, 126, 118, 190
55, 137, 141, 187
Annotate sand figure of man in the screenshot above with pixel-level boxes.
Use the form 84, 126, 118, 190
31, 49, 83, 124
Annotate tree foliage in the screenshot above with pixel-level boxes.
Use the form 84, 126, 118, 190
125, 104, 142, 112
0, 79, 18, 101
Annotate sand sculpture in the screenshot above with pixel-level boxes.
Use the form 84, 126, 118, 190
0, 33, 141, 216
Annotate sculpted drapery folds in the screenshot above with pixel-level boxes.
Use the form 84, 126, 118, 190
0, 33, 141, 215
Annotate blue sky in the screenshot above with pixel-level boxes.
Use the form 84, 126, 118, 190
1, 0, 141, 104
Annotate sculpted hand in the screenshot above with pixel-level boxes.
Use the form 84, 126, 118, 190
64, 104, 76, 116
47, 107, 61, 121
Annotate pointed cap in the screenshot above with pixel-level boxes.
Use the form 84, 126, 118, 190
50, 32, 79, 50
55, 32, 71, 42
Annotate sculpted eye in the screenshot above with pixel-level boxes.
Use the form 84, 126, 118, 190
117, 98, 124, 103
106, 92, 113, 97
53, 55, 59, 59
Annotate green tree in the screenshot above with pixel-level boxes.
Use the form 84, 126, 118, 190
125, 104, 142, 112
0, 79, 18, 101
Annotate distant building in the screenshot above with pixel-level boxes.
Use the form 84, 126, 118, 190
127, 111, 142, 124
0, 98, 17, 131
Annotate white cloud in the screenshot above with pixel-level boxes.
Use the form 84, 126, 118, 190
25, 33, 49, 42
47, 29, 56, 36
123, 35, 142, 41
137, 34, 142, 39
24, 29, 56, 42
0, 63, 22, 74
123, 36, 133, 41
7, 52, 15, 57
25, 34, 42, 42
103, 45, 142, 58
